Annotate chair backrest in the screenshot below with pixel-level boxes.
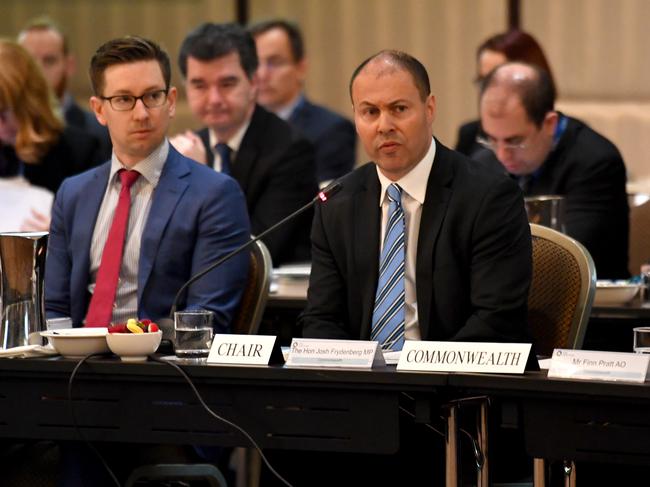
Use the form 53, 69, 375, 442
231, 239, 272, 335
628, 193, 650, 275
528, 224, 597, 357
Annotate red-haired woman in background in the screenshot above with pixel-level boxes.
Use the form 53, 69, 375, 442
0, 40, 101, 230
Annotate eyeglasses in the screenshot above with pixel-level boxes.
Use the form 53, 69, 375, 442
476, 134, 528, 152
101, 89, 168, 111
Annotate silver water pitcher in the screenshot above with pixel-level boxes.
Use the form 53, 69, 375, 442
0, 232, 48, 349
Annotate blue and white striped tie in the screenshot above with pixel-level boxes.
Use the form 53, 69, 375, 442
371, 183, 406, 351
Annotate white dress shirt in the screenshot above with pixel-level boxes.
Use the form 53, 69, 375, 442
208, 119, 251, 172
88, 139, 168, 324
375, 137, 436, 341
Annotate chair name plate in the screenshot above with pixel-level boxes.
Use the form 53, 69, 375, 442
207, 334, 277, 365
397, 341, 531, 373
548, 349, 649, 383
285, 338, 385, 368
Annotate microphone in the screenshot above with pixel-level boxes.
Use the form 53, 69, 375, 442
168, 181, 342, 318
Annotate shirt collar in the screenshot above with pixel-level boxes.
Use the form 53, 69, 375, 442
276, 93, 304, 121
109, 138, 169, 186
376, 137, 436, 206
208, 117, 251, 154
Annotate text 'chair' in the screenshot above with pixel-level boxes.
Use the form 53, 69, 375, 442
528, 223, 596, 487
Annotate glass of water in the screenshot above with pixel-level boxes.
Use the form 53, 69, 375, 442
633, 327, 650, 353
174, 310, 214, 359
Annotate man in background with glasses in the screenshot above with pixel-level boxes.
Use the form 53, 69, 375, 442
45, 36, 251, 335
478, 62, 629, 279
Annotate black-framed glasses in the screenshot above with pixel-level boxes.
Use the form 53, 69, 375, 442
101, 89, 168, 111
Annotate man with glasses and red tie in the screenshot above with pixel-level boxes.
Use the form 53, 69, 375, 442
477, 62, 629, 279
45, 36, 251, 333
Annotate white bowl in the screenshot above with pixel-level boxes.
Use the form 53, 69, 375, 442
594, 280, 641, 306
41, 328, 109, 358
106, 331, 162, 362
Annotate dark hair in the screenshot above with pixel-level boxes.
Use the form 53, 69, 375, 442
248, 19, 304, 62
178, 23, 258, 79
18, 16, 69, 55
89, 36, 171, 96
349, 50, 430, 102
481, 62, 556, 127
477, 29, 556, 95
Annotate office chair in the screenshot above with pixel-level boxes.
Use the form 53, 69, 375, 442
528, 224, 596, 487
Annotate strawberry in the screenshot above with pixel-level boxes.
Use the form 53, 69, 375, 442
141, 319, 152, 326
108, 324, 128, 333
148, 323, 159, 333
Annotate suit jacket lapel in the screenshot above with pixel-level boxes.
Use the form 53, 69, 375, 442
230, 105, 264, 192
197, 128, 214, 169
354, 169, 381, 339
71, 163, 110, 312
138, 148, 189, 301
416, 142, 454, 340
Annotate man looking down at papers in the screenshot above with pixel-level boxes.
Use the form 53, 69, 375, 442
299, 50, 534, 351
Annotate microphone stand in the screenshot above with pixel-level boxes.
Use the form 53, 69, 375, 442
168, 181, 342, 318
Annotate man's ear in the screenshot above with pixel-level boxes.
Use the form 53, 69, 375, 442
166, 86, 177, 118
543, 111, 559, 137
89, 96, 107, 126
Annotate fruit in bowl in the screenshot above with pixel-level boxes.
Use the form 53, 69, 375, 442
106, 319, 162, 361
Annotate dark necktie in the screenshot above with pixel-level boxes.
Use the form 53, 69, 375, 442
370, 183, 406, 350
85, 169, 140, 327
215, 143, 232, 175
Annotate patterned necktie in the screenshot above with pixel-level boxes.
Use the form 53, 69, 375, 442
215, 142, 232, 175
371, 183, 406, 350
85, 169, 140, 327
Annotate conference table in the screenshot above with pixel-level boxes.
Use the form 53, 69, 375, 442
267, 273, 650, 354
2, 355, 650, 486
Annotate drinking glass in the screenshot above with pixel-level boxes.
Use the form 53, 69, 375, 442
174, 310, 214, 359
633, 327, 650, 354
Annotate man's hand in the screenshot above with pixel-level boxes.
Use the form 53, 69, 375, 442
20, 208, 51, 232
170, 131, 208, 165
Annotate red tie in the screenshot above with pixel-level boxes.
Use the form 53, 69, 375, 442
85, 169, 140, 327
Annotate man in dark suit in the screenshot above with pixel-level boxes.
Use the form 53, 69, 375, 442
300, 51, 532, 348
18, 17, 112, 160
45, 36, 251, 333
477, 62, 629, 279
263, 50, 532, 487
249, 19, 356, 186
171, 23, 317, 266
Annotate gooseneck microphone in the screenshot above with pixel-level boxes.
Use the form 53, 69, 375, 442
168, 181, 342, 318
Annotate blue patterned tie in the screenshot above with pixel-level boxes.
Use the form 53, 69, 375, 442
215, 142, 232, 175
371, 183, 406, 350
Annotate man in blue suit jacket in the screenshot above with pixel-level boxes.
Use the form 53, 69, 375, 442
45, 36, 250, 333
250, 19, 356, 186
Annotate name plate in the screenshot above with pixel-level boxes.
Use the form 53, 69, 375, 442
207, 334, 277, 365
548, 349, 650, 383
397, 341, 531, 373
286, 338, 385, 368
